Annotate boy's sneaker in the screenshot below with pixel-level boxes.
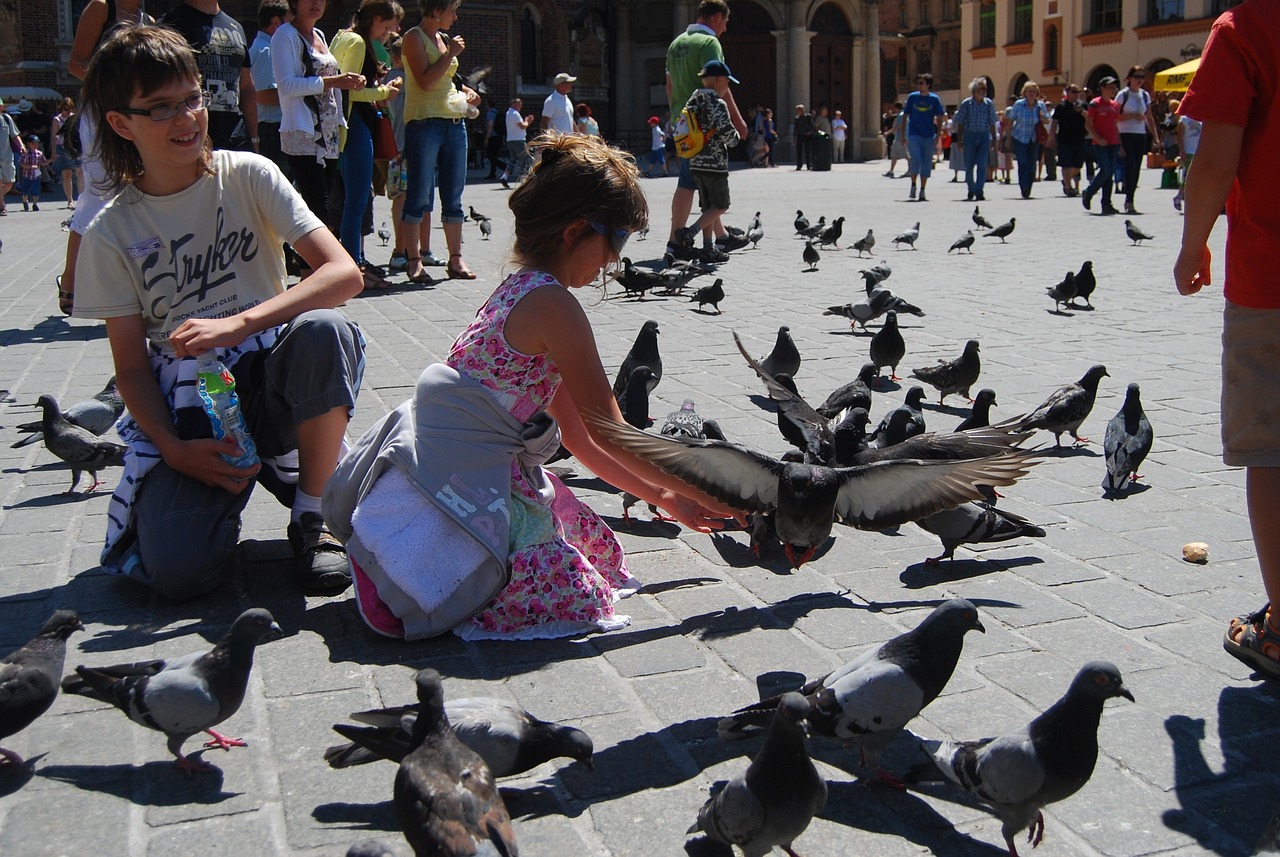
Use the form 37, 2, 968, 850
908, 185, 916, 200
716, 233, 750, 252
917, 192, 927, 202
288, 512, 351, 592
698, 247, 731, 264
32, 203, 39, 211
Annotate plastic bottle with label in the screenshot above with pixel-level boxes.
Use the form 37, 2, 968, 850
195, 352, 259, 469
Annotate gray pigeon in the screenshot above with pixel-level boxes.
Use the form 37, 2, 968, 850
34, 394, 127, 494
479, 219, 492, 240
949, 230, 975, 254
860, 262, 892, 289
916, 501, 1047, 563
1102, 383, 1153, 495
973, 206, 994, 229
758, 326, 801, 380
911, 340, 982, 404
1047, 271, 1077, 313
689, 693, 826, 857
909, 662, 1133, 857
892, 221, 921, 250
802, 240, 820, 271
661, 400, 706, 440
1015, 365, 1109, 447
394, 670, 519, 857
468, 206, 490, 223
746, 222, 764, 249
1125, 219, 1154, 245
816, 363, 878, 420
984, 217, 1017, 242
816, 216, 844, 248
12, 376, 123, 448
587, 416, 1038, 568
611, 320, 661, 400
690, 277, 725, 313
61, 608, 281, 773
720, 599, 987, 786
852, 228, 875, 257
0, 610, 82, 767
1071, 260, 1096, 308
955, 389, 998, 432
870, 310, 906, 381
377, 221, 391, 246
325, 696, 595, 777
799, 216, 827, 239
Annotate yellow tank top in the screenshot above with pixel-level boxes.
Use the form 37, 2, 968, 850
403, 27, 460, 122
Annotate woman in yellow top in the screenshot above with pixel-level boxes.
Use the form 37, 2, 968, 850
400, 0, 481, 283
331, 0, 404, 281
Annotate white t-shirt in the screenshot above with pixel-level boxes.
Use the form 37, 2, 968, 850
542, 90, 575, 135
832, 118, 847, 142
651, 125, 666, 150
1116, 87, 1151, 134
1179, 115, 1202, 156
505, 107, 526, 142
75, 150, 322, 346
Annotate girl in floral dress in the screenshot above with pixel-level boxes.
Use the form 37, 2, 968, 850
345, 133, 739, 640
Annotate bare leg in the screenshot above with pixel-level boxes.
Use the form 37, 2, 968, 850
668, 186, 695, 245
295, 406, 348, 498
390, 193, 406, 257
1249, 467, 1280, 611
443, 221, 472, 276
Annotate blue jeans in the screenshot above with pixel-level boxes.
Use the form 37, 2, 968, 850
963, 132, 989, 197
340, 108, 374, 265
1013, 138, 1040, 196
403, 117, 467, 225
907, 134, 935, 178
1083, 143, 1119, 209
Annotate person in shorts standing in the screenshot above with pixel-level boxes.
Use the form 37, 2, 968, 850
646, 115, 668, 177
1053, 83, 1088, 197
904, 73, 945, 201
678, 60, 741, 257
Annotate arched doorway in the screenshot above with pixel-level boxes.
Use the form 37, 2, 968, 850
1009, 72, 1029, 99
720, 0, 778, 118
810, 3, 853, 114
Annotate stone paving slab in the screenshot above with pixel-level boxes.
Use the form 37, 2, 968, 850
2, 158, 1277, 857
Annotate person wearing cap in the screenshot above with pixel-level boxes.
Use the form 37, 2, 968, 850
675, 59, 741, 261
664, 0, 744, 258
0, 98, 18, 216
1081, 76, 1123, 215
541, 72, 577, 136
646, 115, 668, 177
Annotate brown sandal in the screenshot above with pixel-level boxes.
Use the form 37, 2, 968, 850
403, 257, 436, 285
56, 276, 73, 316
446, 253, 477, 280
1224, 605, 1280, 679
360, 264, 393, 291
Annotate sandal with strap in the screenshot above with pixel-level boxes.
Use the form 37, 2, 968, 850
1224, 604, 1280, 679
360, 263, 394, 291
56, 275, 73, 316
446, 253, 477, 280
403, 257, 436, 285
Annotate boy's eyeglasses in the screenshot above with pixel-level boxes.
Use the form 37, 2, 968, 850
590, 221, 631, 254
119, 92, 206, 122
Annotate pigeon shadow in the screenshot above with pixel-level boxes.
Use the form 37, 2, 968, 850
706, 530, 834, 573
0, 756, 42, 796
635, 577, 723, 596
311, 798, 400, 831
1047, 445, 1102, 458
597, 514, 683, 540
1048, 308, 1076, 316
39, 761, 241, 805
4, 489, 103, 509
690, 308, 724, 317
920, 401, 968, 416
824, 777, 1010, 856
1161, 686, 1280, 855
1102, 482, 1152, 500
898, 555, 1045, 588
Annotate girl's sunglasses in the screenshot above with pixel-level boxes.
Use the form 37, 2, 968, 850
590, 221, 632, 254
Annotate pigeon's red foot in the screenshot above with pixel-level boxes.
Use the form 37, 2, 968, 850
890, 373, 901, 381
85, 479, 104, 493
203, 729, 247, 752
866, 768, 907, 790
1028, 810, 1045, 848
174, 753, 216, 775
1072, 435, 1091, 445
925, 554, 945, 565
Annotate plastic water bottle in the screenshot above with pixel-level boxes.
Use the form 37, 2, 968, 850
195, 352, 258, 468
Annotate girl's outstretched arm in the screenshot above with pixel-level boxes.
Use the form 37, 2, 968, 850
507, 282, 742, 532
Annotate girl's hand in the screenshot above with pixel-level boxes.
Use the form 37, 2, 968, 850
169, 316, 250, 358
446, 34, 465, 57
657, 489, 745, 533
1174, 245, 1212, 296
160, 436, 260, 493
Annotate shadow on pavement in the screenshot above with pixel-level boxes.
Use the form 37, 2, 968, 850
898, 555, 1044, 589
39, 760, 239, 805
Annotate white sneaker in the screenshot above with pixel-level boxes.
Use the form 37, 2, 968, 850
388, 254, 408, 272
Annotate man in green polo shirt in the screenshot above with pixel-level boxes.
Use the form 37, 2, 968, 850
665, 0, 745, 260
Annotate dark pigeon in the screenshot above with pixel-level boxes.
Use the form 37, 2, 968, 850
0, 610, 82, 767
1071, 260, 1097, 308
1015, 365, 1109, 447
689, 693, 826, 856
1047, 271, 1078, 313
949, 230, 975, 254
1125, 219, 1154, 245
852, 422, 1031, 468
832, 407, 872, 467
615, 258, 664, 300
12, 376, 123, 448
620, 366, 656, 429
816, 363, 878, 420
908, 662, 1133, 857
793, 210, 809, 235
1102, 382, 1153, 495
916, 501, 1047, 563
468, 205, 490, 222
870, 386, 927, 447
911, 340, 982, 404
852, 228, 875, 257
802, 240, 820, 271
587, 416, 1039, 569
61, 608, 281, 774
691, 277, 725, 314
394, 670, 519, 857
892, 221, 920, 250
973, 206, 994, 229
611, 320, 661, 401
870, 310, 906, 381
983, 217, 1017, 242
758, 325, 801, 380
800, 217, 827, 239
34, 394, 127, 494
325, 696, 594, 778
816, 216, 845, 249
956, 389, 998, 432
769, 374, 834, 465
720, 600, 987, 786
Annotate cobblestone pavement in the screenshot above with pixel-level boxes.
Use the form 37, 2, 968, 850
1, 159, 1277, 857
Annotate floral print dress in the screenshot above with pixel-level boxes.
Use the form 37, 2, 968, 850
444, 271, 638, 640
